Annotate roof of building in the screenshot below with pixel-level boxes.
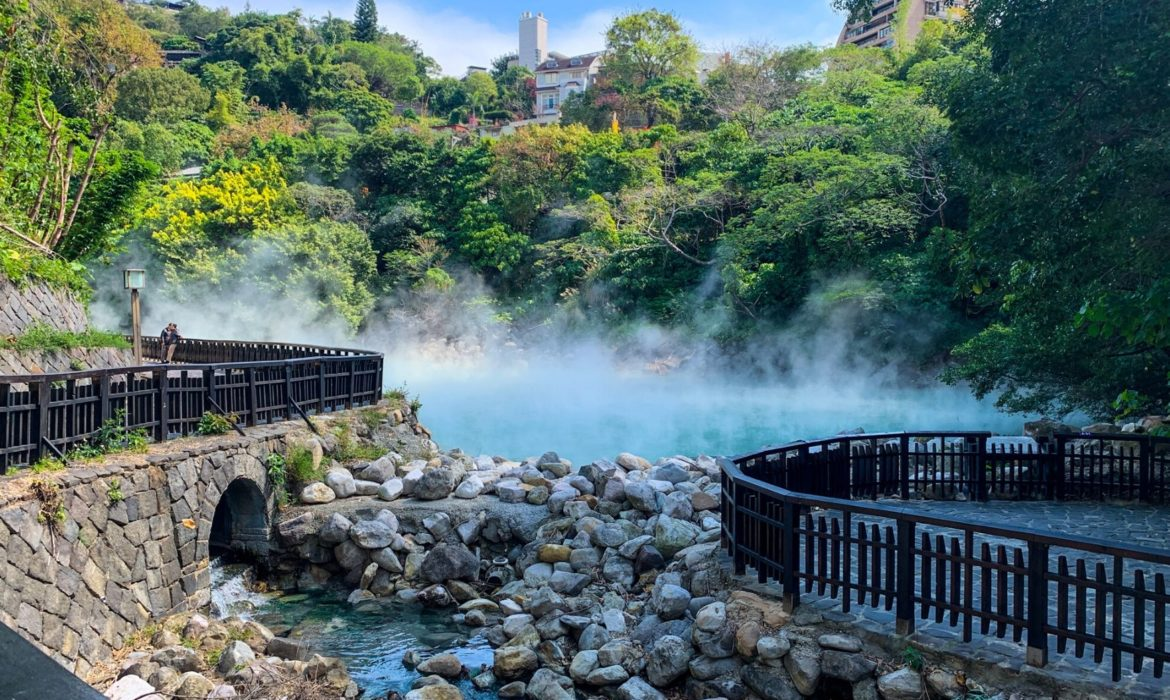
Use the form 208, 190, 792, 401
535, 53, 602, 72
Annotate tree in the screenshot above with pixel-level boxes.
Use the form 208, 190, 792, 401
114, 68, 211, 123
353, 0, 379, 43
605, 10, 699, 89
939, 0, 1170, 415
177, 2, 230, 39
706, 44, 820, 133
335, 41, 423, 101
462, 72, 497, 114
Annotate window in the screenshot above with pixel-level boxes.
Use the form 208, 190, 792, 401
570, 57, 582, 66
572, 71, 583, 80
542, 95, 558, 112
878, 26, 892, 38
540, 72, 558, 85
546, 60, 559, 68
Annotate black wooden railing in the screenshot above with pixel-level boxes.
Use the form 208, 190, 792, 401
0, 338, 383, 472
720, 431, 1170, 682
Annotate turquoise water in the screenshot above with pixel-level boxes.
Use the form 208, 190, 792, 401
386, 352, 1025, 465
252, 588, 496, 699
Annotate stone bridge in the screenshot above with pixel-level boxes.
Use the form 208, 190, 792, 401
0, 420, 317, 678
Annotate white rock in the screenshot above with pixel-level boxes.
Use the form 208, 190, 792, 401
325, 469, 357, 498
454, 475, 485, 499
104, 675, 163, 700
378, 478, 404, 501
300, 482, 336, 504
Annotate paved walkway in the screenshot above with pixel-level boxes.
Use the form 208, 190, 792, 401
741, 500, 1170, 698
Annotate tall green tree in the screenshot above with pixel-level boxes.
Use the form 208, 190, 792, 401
603, 10, 701, 126
940, 0, 1170, 416
354, 0, 379, 43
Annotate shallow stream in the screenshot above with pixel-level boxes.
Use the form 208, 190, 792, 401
212, 563, 493, 699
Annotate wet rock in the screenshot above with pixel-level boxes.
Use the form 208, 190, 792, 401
742, 663, 802, 700
417, 653, 463, 678
415, 468, 456, 500
266, 637, 310, 661
821, 650, 875, 683
877, 668, 924, 700
420, 544, 479, 583
300, 482, 336, 504
326, 469, 357, 498
493, 647, 539, 679
498, 681, 526, 697
334, 541, 365, 570
276, 513, 316, 545
646, 635, 691, 687
417, 584, 454, 607
372, 547, 403, 574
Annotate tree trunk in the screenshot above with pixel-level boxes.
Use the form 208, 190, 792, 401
54, 122, 109, 251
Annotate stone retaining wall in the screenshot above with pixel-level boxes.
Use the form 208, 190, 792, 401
0, 277, 135, 374
0, 422, 317, 678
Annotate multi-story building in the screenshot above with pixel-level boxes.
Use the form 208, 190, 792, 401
519, 11, 604, 118
837, 0, 968, 49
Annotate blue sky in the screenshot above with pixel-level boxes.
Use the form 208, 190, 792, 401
219, 1, 846, 75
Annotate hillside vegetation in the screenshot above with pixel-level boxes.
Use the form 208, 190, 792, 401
0, 0, 1165, 418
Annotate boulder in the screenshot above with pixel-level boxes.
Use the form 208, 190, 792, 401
300, 482, 336, 504
417, 653, 463, 678
645, 635, 691, 687
453, 475, 484, 499
325, 469, 357, 498
349, 519, 395, 549
415, 468, 456, 500
654, 516, 700, 558
694, 602, 726, 632
378, 478, 404, 501
420, 544, 479, 583
569, 650, 599, 683
624, 482, 659, 513
373, 547, 404, 574
527, 668, 573, 700
404, 685, 464, 700
617, 453, 652, 471
358, 455, 397, 482
586, 665, 630, 686
821, 650, 876, 683
782, 644, 822, 696
652, 584, 691, 621
173, 672, 216, 699
493, 647, 539, 679
150, 646, 204, 673
104, 675, 162, 700
742, 663, 802, 700
617, 676, 666, 700
876, 668, 924, 700
354, 479, 381, 496
818, 634, 862, 653
216, 641, 255, 674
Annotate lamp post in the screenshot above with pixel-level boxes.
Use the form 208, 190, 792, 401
123, 269, 146, 364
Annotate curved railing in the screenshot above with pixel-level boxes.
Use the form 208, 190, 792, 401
0, 338, 383, 472
720, 432, 1170, 682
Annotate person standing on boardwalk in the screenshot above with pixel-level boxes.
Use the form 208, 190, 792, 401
160, 323, 182, 363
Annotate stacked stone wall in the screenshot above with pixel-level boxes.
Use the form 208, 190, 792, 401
0, 277, 134, 374
0, 422, 318, 678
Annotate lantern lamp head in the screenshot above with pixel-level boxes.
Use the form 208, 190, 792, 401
123, 269, 146, 290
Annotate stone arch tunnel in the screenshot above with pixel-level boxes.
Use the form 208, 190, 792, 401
209, 477, 271, 559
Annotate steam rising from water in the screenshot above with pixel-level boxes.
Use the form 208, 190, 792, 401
89, 248, 1027, 464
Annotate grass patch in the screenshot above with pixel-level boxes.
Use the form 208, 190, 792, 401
265, 453, 291, 507
359, 408, 383, 432
385, 386, 407, 406
286, 446, 322, 485
196, 411, 238, 436
332, 425, 382, 462
67, 409, 149, 460
2, 323, 129, 353
0, 235, 92, 300
107, 478, 124, 504
30, 456, 65, 473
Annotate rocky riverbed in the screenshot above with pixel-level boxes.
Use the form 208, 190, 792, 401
98, 406, 1163, 699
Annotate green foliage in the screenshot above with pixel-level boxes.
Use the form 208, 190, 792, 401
285, 446, 322, 485
67, 409, 149, 460
353, 0, 379, 43
106, 478, 124, 504
264, 452, 290, 506
30, 457, 65, 474
3, 323, 129, 352
196, 411, 238, 436
331, 425, 382, 462
902, 645, 924, 671
0, 237, 92, 299
114, 68, 211, 123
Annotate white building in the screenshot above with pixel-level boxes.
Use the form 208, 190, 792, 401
519, 11, 604, 118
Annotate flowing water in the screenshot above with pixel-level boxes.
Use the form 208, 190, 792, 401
210, 561, 493, 699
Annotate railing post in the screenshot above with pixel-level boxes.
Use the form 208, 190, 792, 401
1139, 435, 1152, 503
32, 380, 49, 462
96, 373, 111, 429
895, 519, 916, 635
781, 499, 800, 612
975, 434, 988, 502
318, 361, 327, 414
205, 368, 216, 423
899, 434, 911, 500
155, 368, 169, 442
284, 362, 293, 419
1055, 436, 1066, 501
0, 383, 8, 473
346, 360, 356, 409
1026, 541, 1049, 667
246, 367, 258, 427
